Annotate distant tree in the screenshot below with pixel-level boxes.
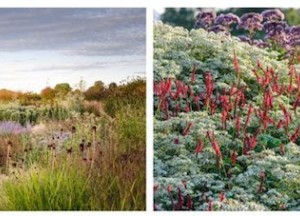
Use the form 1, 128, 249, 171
283, 8, 300, 25
84, 81, 107, 100
109, 82, 117, 91
40, 87, 55, 101
54, 83, 72, 97
0, 89, 20, 101
161, 8, 196, 30
19, 92, 41, 106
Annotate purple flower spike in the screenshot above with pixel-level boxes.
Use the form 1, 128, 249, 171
261, 9, 285, 21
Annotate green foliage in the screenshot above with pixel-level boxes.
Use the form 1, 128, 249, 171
54, 83, 72, 97
154, 22, 293, 99
40, 87, 55, 102
84, 81, 106, 100
104, 79, 146, 118
0, 165, 92, 210
161, 8, 196, 30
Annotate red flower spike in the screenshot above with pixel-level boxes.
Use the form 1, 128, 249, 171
204, 71, 214, 108
231, 150, 237, 166
258, 171, 266, 193
184, 105, 190, 113
206, 131, 222, 159
280, 144, 285, 155
290, 126, 300, 143
176, 187, 184, 210
182, 122, 193, 136
208, 200, 213, 211
244, 104, 254, 130
193, 95, 200, 111
191, 64, 197, 83
293, 94, 300, 111
187, 195, 193, 210
263, 89, 273, 111
249, 135, 257, 150
233, 52, 240, 76
288, 66, 296, 93
235, 115, 241, 136
219, 192, 226, 202
195, 139, 204, 157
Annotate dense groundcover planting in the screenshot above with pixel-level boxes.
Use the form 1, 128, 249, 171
153, 10, 300, 211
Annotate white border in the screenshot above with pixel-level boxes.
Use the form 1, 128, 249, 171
0, 0, 298, 8
0, 0, 299, 215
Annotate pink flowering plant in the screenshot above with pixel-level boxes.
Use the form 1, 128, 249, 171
154, 8, 300, 211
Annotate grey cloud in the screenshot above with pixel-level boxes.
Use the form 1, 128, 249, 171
0, 8, 146, 56
21, 58, 145, 72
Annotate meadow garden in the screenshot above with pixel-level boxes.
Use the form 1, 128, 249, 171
0, 79, 146, 210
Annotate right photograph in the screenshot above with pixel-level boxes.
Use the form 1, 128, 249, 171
153, 8, 300, 211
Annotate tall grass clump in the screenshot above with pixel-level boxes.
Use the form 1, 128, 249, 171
88, 105, 146, 210
0, 164, 92, 210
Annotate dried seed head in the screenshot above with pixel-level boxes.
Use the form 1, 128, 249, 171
79, 143, 84, 152
7, 141, 12, 146
92, 126, 97, 132
67, 147, 73, 154
24, 149, 28, 153
71, 126, 76, 134
87, 142, 92, 148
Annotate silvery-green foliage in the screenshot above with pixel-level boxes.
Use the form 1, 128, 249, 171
154, 22, 291, 91
154, 23, 300, 211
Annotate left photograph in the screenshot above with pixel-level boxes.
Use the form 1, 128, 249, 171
0, 8, 146, 210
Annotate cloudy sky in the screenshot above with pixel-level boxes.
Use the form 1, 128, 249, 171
0, 8, 146, 92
